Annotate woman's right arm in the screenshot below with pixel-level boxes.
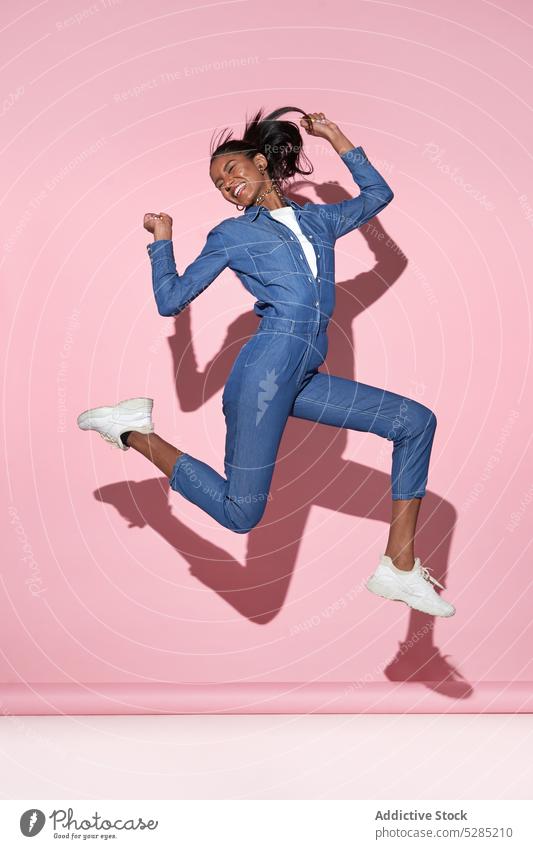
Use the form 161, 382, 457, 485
145, 213, 229, 316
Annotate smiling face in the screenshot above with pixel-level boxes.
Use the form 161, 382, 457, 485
209, 151, 268, 207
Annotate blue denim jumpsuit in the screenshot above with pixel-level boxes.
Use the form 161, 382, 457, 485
146, 147, 437, 532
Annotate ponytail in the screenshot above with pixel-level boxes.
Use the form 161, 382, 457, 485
210, 106, 314, 187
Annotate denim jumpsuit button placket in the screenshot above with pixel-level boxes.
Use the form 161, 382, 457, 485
147, 147, 438, 532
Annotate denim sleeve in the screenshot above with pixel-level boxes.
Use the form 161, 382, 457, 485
318, 146, 394, 240
146, 226, 229, 316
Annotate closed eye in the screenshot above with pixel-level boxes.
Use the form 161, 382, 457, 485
215, 160, 236, 190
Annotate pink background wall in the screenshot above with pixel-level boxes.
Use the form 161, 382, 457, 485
2, 0, 532, 710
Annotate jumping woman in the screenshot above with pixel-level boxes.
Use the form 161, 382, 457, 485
77, 106, 455, 618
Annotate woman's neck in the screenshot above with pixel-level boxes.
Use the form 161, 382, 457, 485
263, 198, 289, 210
253, 181, 288, 210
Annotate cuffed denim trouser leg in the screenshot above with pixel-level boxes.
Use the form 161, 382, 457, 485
168, 374, 295, 533
290, 372, 437, 500
168, 317, 437, 532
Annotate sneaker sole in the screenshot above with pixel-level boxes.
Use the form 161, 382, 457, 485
366, 579, 455, 617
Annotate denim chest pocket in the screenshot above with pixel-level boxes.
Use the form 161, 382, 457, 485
245, 240, 294, 282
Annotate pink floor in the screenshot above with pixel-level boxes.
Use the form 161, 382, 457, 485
1, 715, 532, 799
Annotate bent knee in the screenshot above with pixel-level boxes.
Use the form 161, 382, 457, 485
424, 405, 437, 429
224, 496, 267, 533
410, 402, 437, 434
229, 523, 257, 535
227, 516, 262, 534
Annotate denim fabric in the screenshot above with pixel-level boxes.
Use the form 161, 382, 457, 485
146, 146, 393, 321
146, 147, 437, 532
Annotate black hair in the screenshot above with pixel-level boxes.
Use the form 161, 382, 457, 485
209, 106, 314, 188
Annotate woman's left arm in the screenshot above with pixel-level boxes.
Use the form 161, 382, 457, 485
301, 113, 394, 240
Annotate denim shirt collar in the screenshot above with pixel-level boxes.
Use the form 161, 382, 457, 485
242, 195, 303, 221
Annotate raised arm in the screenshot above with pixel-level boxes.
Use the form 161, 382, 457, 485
144, 212, 229, 316
324, 146, 394, 240
300, 112, 394, 240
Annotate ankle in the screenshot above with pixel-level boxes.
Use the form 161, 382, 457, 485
385, 552, 415, 571
121, 430, 134, 446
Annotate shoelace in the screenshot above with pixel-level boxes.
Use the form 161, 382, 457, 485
418, 563, 445, 590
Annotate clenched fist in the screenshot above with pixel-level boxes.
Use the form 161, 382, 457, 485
300, 112, 340, 143
143, 211, 173, 240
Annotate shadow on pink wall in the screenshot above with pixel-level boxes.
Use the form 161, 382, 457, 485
95, 179, 471, 702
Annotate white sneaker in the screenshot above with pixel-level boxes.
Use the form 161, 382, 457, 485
366, 553, 455, 617
77, 397, 154, 451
